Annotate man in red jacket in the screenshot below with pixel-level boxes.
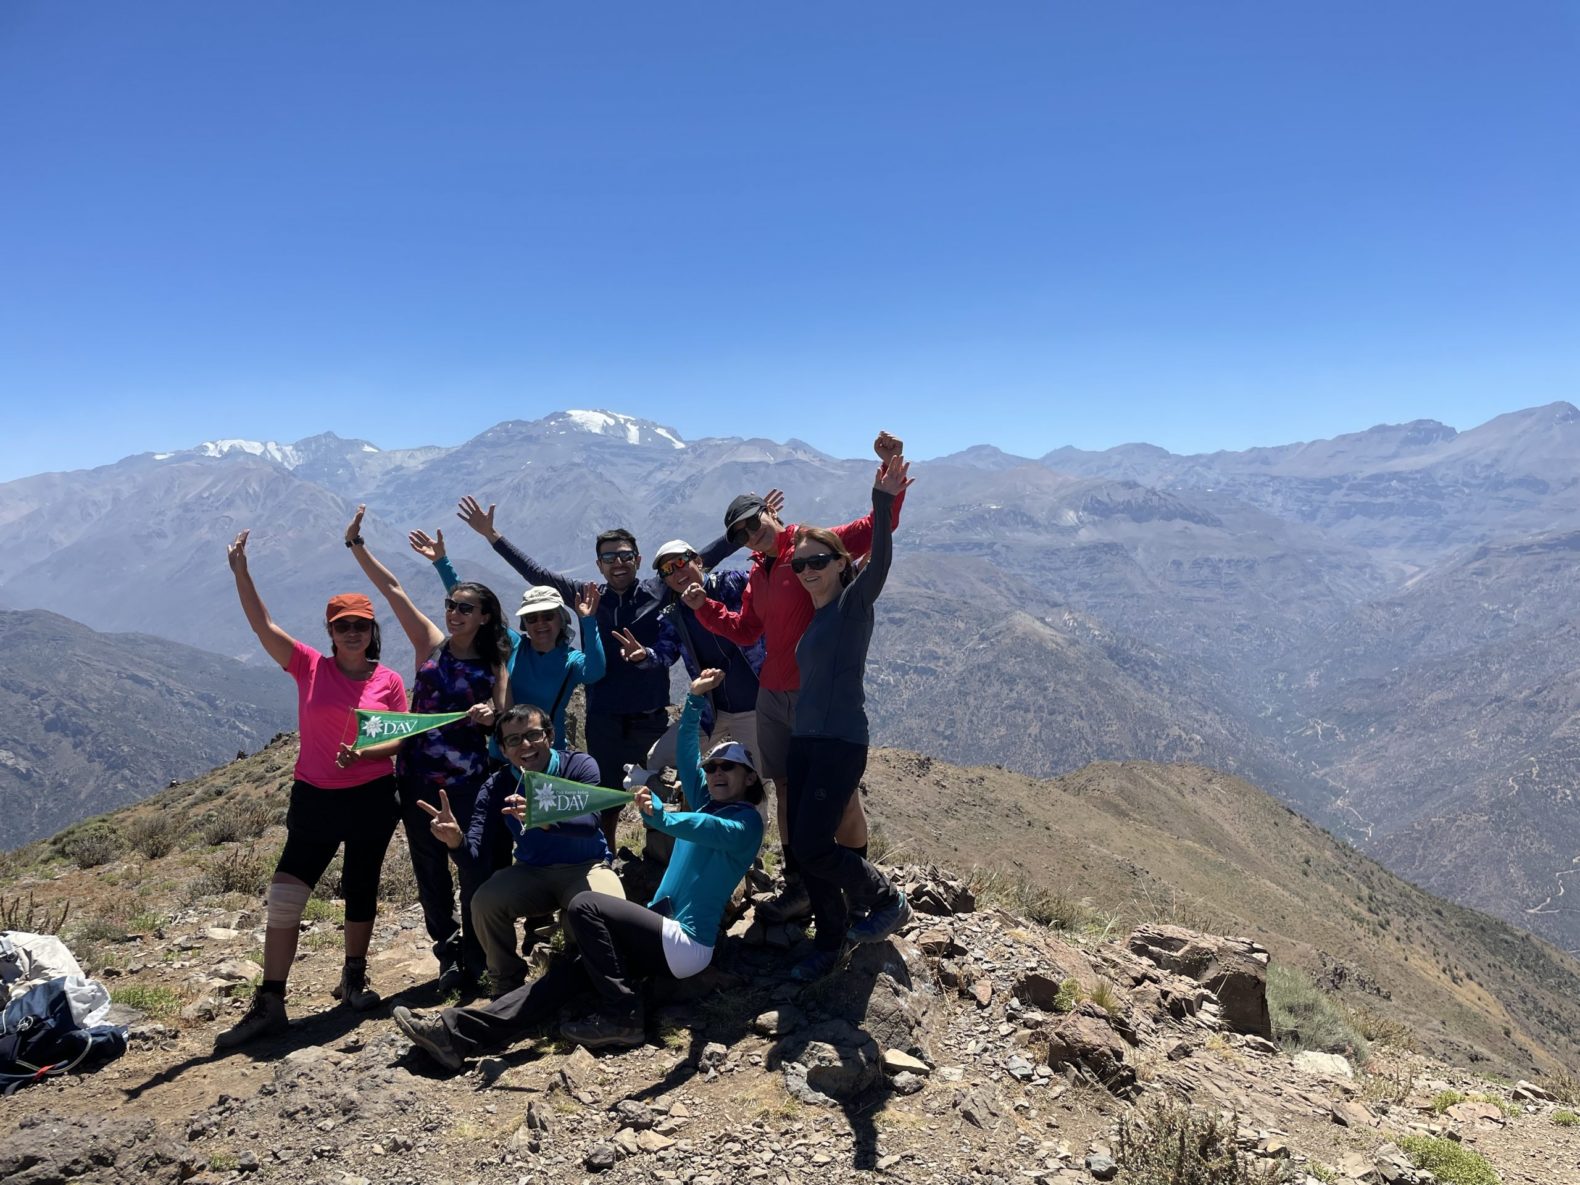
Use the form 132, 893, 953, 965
685, 430, 906, 921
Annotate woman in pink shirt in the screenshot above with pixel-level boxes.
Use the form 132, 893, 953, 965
216, 528, 409, 1050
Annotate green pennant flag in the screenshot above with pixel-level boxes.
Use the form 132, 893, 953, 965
517, 768, 634, 827
352, 709, 468, 749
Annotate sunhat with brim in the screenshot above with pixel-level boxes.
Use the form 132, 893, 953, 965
703, 740, 759, 778
326, 593, 376, 623
652, 539, 698, 570
517, 586, 576, 636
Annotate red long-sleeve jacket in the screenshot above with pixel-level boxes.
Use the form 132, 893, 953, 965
694, 491, 904, 692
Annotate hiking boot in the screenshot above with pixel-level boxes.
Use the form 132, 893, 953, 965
435, 939, 467, 992
392, 1006, 464, 1072
848, 890, 912, 945
789, 947, 844, 983
214, 989, 288, 1050
331, 961, 381, 1011
757, 878, 812, 924
560, 1008, 645, 1051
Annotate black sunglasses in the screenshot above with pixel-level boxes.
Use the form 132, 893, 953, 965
790, 553, 838, 574
702, 760, 741, 774
520, 609, 560, 625
598, 549, 638, 565
331, 618, 372, 633
502, 727, 549, 748
444, 598, 479, 616
727, 515, 762, 546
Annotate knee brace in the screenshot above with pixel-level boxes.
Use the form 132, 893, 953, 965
266, 879, 312, 930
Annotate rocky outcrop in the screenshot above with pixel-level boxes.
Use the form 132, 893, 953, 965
1127, 923, 1272, 1037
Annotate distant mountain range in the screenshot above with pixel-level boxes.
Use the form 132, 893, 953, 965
3, 403, 1580, 958
0, 610, 296, 844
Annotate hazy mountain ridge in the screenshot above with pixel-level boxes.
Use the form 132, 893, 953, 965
6, 404, 1580, 958
0, 610, 296, 845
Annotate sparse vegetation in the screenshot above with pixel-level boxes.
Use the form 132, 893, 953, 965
1554, 1109, 1578, 1127
1345, 1002, 1417, 1051
110, 984, 183, 1019
376, 837, 419, 905
1359, 1066, 1413, 1105
1397, 1134, 1500, 1185
0, 890, 70, 934
1430, 1089, 1468, 1113
303, 898, 344, 924
968, 866, 1085, 930
56, 823, 124, 869
200, 799, 277, 846
1266, 963, 1369, 1063
194, 844, 271, 897
125, 812, 187, 859
1115, 1099, 1281, 1184
1538, 1070, 1580, 1107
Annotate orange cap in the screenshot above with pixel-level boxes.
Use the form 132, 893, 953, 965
326, 593, 376, 623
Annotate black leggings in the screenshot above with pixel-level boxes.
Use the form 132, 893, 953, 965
275, 777, 399, 923
787, 737, 896, 952
442, 891, 669, 1056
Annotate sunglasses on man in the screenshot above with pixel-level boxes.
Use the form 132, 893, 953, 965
598, 549, 638, 565
727, 515, 763, 547
789, 553, 838, 574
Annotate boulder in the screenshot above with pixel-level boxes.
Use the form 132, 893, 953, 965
813, 939, 938, 1061
1043, 1003, 1137, 1098
1291, 1051, 1354, 1080
1126, 924, 1271, 1038
774, 1019, 882, 1104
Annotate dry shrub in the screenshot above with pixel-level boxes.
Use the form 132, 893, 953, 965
200, 798, 278, 846
195, 844, 271, 897
0, 890, 70, 934
377, 830, 420, 906
1267, 963, 1369, 1063
1115, 1099, 1282, 1185
126, 813, 187, 860
968, 866, 1086, 930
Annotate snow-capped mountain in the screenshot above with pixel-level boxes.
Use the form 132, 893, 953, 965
544, 409, 687, 449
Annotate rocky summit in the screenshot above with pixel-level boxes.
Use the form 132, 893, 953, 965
4, 738, 1580, 1183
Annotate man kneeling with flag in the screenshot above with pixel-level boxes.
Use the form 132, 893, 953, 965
395, 669, 764, 1064
413, 703, 625, 999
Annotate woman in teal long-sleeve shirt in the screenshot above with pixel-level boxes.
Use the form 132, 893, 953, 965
409, 529, 605, 745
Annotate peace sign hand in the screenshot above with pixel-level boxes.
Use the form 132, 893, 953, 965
611, 627, 648, 664
416, 789, 463, 850
575, 582, 601, 618
408, 528, 445, 563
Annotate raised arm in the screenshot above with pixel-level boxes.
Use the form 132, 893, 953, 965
409, 528, 460, 594
845, 458, 912, 610
675, 676, 720, 809
571, 582, 607, 684
456, 494, 578, 602
346, 505, 444, 656
227, 530, 297, 669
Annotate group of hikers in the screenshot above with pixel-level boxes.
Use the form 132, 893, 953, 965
219, 429, 914, 1068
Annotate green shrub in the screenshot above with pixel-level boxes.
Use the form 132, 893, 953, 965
968, 866, 1085, 930
1115, 1099, 1281, 1184
303, 898, 344, 924
58, 824, 124, 869
1398, 1134, 1500, 1185
1430, 1089, 1468, 1114
200, 799, 277, 846
1266, 963, 1369, 1063
1554, 1109, 1578, 1127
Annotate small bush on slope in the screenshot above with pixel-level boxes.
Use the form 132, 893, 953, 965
1398, 1134, 1500, 1185
1115, 1099, 1282, 1184
1266, 963, 1369, 1063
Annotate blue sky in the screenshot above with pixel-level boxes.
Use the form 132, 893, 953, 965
1, 2, 1576, 480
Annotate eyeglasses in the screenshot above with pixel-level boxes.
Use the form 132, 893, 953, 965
598, 549, 638, 565
520, 610, 559, 625
790, 553, 838, 574
331, 618, 372, 633
727, 515, 762, 546
656, 553, 695, 579
702, 760, 741, 774
501, 728, 549, 748
444, 598, 479, 616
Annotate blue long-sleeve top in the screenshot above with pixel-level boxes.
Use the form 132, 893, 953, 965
487, 532, 737, 718
642, 694, 764, 942
458, 749, 610, 873
639, 568, 764, 732
434, 555, 605, 745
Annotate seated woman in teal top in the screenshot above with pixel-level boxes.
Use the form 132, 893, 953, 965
410, 528, 605, 745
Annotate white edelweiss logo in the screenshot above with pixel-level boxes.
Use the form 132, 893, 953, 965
533, 783, 558, 813
361, 715, 384, 739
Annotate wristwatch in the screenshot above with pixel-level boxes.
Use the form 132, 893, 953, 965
345, 536, 364, 548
